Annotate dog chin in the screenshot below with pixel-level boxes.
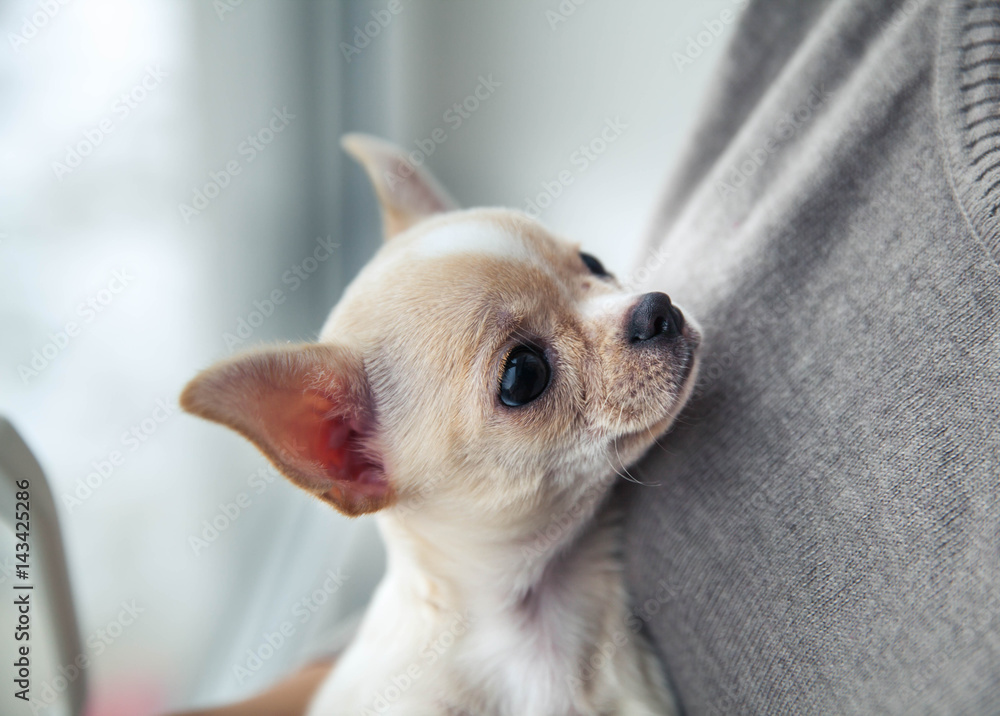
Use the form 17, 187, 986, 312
613, 351, 700, 462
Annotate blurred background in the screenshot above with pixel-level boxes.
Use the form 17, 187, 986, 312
0, 1, 735, 713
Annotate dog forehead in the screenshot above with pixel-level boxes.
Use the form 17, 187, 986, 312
322, 211, 580, 344
407, 219, 531, 263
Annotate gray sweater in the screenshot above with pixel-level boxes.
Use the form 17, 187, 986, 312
626, 0, 1000, 713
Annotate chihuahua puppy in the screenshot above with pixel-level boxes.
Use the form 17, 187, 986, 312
181, 134, 700, 716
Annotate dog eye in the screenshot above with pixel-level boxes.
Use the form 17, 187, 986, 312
499, 346, 550, 407
580, 252, 611, 278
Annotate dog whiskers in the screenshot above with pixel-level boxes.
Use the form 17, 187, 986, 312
608, 440, 660, 487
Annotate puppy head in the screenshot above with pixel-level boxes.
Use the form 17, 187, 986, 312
181, 134, 700, 526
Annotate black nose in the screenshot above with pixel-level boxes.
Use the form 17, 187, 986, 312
627, 292, 684, 343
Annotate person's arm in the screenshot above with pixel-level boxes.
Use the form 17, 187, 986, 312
166, 659, 334, 716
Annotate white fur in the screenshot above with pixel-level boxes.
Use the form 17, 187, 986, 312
308, 498, 677, 716
411, 221, 528, 262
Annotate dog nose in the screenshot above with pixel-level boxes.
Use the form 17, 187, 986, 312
627, 292, 684, 343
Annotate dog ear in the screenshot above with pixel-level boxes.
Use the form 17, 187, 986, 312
342, 133, 458, 239
181, 343, 391, 517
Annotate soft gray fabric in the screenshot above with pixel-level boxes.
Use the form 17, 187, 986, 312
626, 0, 1000, 713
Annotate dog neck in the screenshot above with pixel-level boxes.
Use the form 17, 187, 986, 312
364, 477, 630, 715
375, 473, 620, 616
